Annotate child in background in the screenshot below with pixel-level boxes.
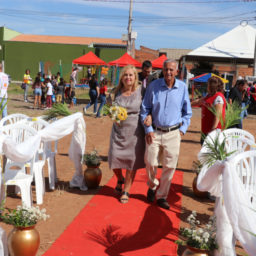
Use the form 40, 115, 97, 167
46, 78, 53, 109
41, 74, 46, 107
96, 78, 108, 118
56, 78, 66, 103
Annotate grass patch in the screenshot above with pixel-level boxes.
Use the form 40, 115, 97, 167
8, 83, 24, 95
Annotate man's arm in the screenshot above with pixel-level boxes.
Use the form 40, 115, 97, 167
180, 86, 192, 135
140, 83, 154, 134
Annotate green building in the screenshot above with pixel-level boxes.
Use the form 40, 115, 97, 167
0, 27, 126, 82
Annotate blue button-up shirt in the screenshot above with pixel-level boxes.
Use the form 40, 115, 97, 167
140, 78, 192, 134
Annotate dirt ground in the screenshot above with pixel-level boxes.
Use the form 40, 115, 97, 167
1, 93, 256, 256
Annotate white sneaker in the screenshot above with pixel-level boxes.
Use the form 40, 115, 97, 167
83, 107, 87, 115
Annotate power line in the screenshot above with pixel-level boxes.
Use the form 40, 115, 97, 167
83, 0, 256, 3
0, 8, 254, 22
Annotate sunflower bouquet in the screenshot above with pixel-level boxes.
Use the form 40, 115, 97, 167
102, 102, 128, 123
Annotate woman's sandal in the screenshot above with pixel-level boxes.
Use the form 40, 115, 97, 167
120, 191, 129, 204
115, 179, 125, 194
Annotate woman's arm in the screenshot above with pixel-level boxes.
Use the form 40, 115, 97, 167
191, 97, 204, 107
96, 85, 100, 96
211, 103, 223, 131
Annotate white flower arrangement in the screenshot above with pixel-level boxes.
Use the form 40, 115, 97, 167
176, 211, 218, 251
1, 205, 50, 227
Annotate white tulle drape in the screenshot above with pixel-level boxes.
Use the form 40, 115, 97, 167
0, 112, 87, 190
197, 131, 256, 256
0, 227, 8, 256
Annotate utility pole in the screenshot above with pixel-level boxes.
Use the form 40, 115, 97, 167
254, 33, 256, 76
127, 0, 133, 56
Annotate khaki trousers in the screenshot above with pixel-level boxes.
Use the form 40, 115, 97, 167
145, 129, 181, 200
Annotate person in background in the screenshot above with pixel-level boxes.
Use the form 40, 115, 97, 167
0, 63, 9, 118
108, 65, 145, 204
41, 73, 46, 108
68, 85, 75, 108
96, 78, 108, 118
56, 78, 66, 104
87, 66, 92, 80
140, 59, 192, 210
51, 75, 58, 91
70, 67, 78, 90
23, 69, 32, 102
249, 81, 256, 114
138, 60, 153, 95
228, 79, 248, 129
191, 76, 226, 145
32, 76, 42, 109
46, 78, 53, 109
56, 72, 61, 85
83, 74, 99, 114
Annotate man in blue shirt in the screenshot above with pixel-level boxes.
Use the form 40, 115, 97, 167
140, 59, 192, 210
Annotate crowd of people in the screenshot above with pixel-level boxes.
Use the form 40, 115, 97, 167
22, 69, 75, 110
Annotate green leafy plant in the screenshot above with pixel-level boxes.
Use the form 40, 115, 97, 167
176, 211, 218, 251
208, 101, 245, 130
1, 205, 50, 227
192, 160, 203, 175
200, 133, 235, 168
43, 103, 71, 121
194, 89, 202, 99
83, 149, 101, 167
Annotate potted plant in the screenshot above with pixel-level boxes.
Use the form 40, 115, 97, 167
1, 205, 49, 256
83, 150, 102, 189
192, 160, 208, 198
176, 211, 218, 256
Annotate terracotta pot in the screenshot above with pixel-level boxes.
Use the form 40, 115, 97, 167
192, 175, 208, 198
84, 165, 102, 189
182, 246, 211, 256
8, 225, 40, 256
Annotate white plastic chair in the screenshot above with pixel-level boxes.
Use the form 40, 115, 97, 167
1, 123, 38, 207
4, 162, 33, 207
236, 137, 256, 153
27, 118, 57, 190
214, 151, 256, 255
0, 113, 29, 127
37, 116, 58, 189
221, 128, 255, 154
227, 150, 256, 207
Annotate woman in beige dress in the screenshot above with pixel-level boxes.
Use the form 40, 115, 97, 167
108, 65, 145, 203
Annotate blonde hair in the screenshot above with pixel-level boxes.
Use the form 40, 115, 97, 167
114, 65, 139, 95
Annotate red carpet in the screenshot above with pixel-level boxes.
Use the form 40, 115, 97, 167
44, 169, 183, 256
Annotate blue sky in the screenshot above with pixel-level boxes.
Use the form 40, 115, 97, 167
0, 0, 256, 50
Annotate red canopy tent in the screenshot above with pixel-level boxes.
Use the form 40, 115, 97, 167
108, 52, 141, 67
151, 54, 167, 69
72, 51, 106, 65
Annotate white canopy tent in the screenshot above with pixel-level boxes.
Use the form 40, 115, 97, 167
187, 24, 256, 59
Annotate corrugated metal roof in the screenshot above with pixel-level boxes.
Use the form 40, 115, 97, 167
9, 34, 126, 46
